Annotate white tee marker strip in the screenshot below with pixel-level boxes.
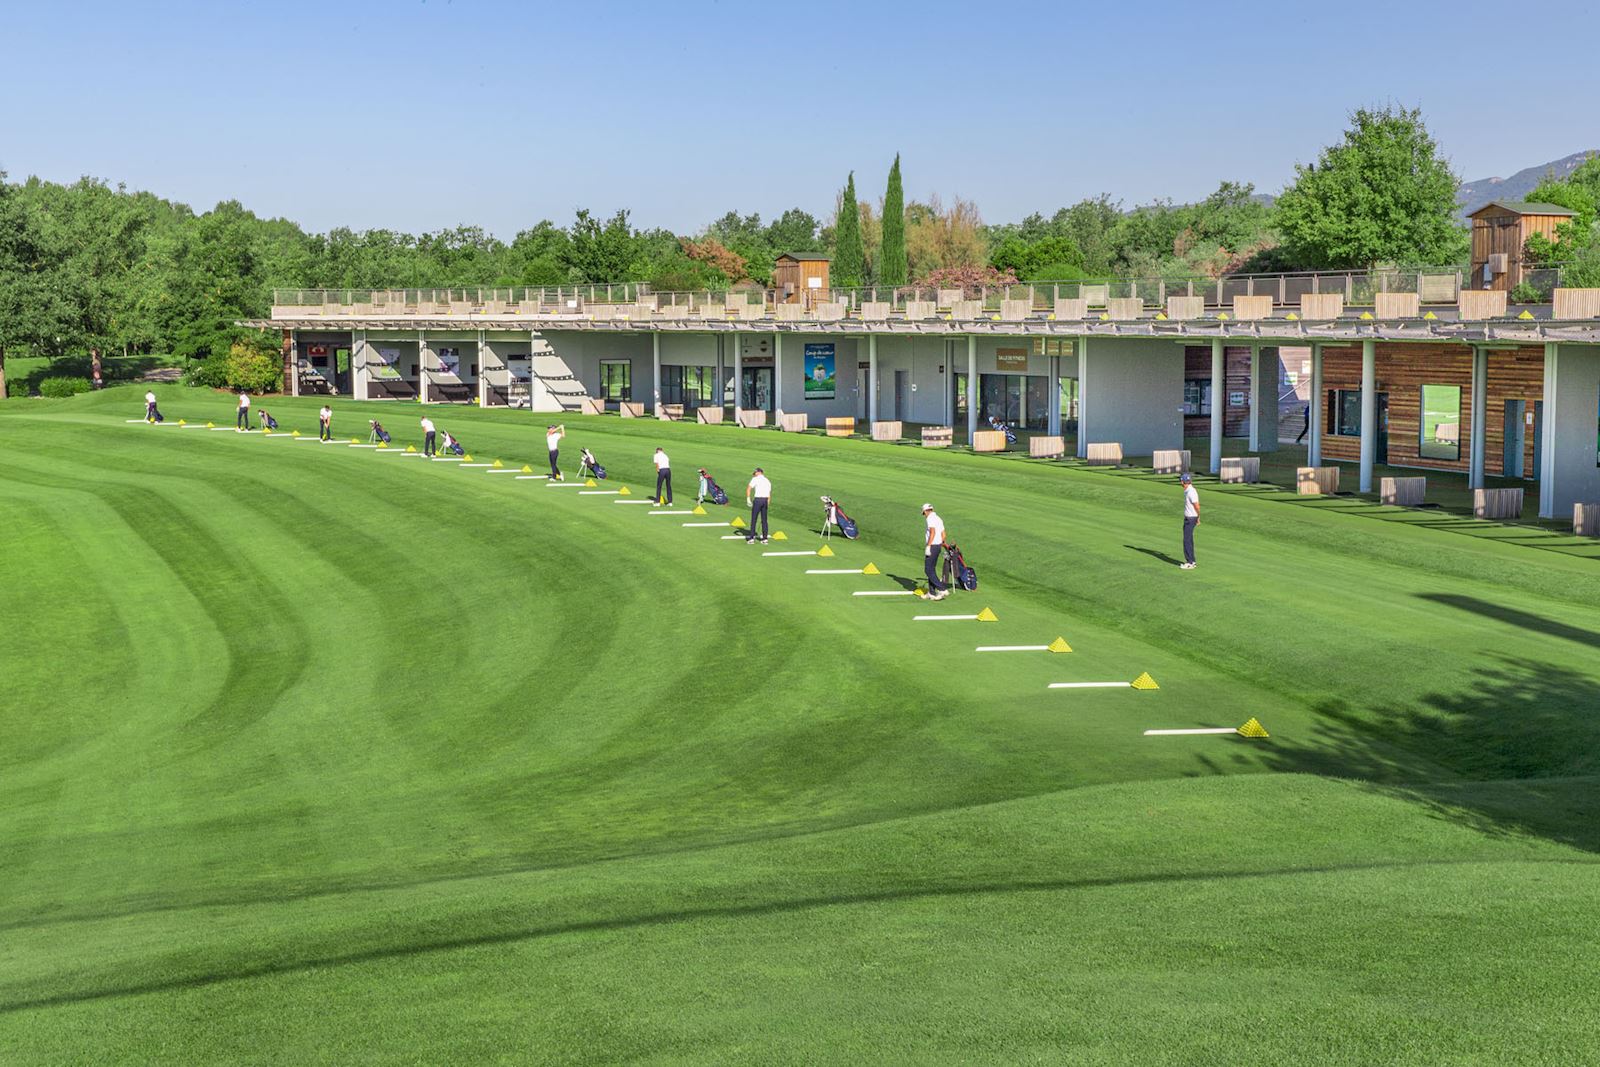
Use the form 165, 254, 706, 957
1047, 681, 1130, 689
976, 645, 1051, 652
1143, 727, 1238, 735
720, 534, 748, 540
124, 419, 149, 423
547, 482, 587, 488
515, 474, 548, 480
913, 613, 982, 621
650, 509, 693, 515
460, 462, 493, 468
180, 424, 207, 429
852, 590, 917, 597
683, 521, 729, 526
763, 550, 817, 557
431, 456, 463, 461
806, 568, 864, 574
613, 499, 655, 504
375, 450, 410, 456
207, 427, 238, 431
294, 437, 323, 443
349, 444, 382, 448
486, 469, 522, 474
581, 490, 622, 495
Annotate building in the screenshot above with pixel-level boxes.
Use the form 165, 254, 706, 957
1468, 201, 1574, 292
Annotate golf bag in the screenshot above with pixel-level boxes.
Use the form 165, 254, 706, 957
370, 421, 391, 444
444, 434, 465, 456
579, 448, 607, 480
151, 408, 165, 423
987, 416, 1017, 444
705, 477, 728, 506
942, 542, 978, 591
262, 412, 279, 431
820, 496, 858, 539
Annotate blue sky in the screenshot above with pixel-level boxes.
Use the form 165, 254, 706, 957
3, 0, 1595, 238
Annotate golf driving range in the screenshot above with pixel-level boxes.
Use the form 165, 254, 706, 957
3, 386, 1600, 1063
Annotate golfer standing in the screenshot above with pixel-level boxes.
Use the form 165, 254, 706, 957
144, 390, 158, 421
746, 467, 772, 544
922, 503, 949, 600
420, 416, 437, 457
654, 447, 672, 505
235, 390, 251, 430
319, 404, 333, 441
546, 424, 565, 480
1180, 472, 1200, 569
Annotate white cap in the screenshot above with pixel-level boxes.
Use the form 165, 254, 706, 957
921, 502, 933, 512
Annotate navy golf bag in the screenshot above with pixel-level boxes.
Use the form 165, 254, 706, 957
151, 408, 165, 423
447, 437, 465, 456
262, 412, 279, 431
706, 477, 728, 506
942, 542, 977, 591
822, 496, 859, 539
579, 449, 607, 480
370, 421, 391, 444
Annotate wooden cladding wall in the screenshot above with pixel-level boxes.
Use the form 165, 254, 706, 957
1183, 345, 1253, 438
1316, 343, 1545, 476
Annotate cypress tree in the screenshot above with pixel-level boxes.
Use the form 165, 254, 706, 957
879, 154, 907, 287
833, 172, 865, 288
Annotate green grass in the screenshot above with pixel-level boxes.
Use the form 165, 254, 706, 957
3, 386, 1599, 1064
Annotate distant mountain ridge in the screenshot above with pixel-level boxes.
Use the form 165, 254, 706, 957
1457, 150, 1597, 216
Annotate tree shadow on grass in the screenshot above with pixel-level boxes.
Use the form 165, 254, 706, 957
1263, 655, 1600, 854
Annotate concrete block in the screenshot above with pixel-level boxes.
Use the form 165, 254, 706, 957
1380, 476, 1426, 506
871, 420, 902, 442
1219, 457, 1259, 484
1086, 442, 1123, 466
1296, 466, 1340, 495
1029, 435, 1066, 458
972, 430, 1008, 453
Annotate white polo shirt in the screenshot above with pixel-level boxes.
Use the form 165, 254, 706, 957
655, 451, 670, 471
420, 418, 435, 434
748, 473, 772, 499
145, 392, 156, 405
1183, 485, 1199, 519
320, 407, 332, 421
925, 510, 945, 545
546, 430, 561, 452
238, 394, 250, 408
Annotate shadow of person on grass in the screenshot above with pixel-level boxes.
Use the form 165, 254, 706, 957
886, 572, 923, 591
1124, 545, 1183, 567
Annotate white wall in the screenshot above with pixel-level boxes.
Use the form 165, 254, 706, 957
871, 336, 958, 424
540, 331, 652, 399
1542, 343, 1600, 518
1080, 338, 1186, 456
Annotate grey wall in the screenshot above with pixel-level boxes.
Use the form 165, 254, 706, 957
1542, 343, 1600, 518
541, 331, 652, 399
1081, 338, 1186, 456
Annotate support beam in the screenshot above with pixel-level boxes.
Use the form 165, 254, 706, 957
1209, 338, 1224, 474
1359, 338, 1376, 493
1248, 343, 1261, 453
285, 328, 298, 397
774, 332, 783, 412
1308, 342, 1323, 467
733, 336, 743, 412
1468, 345, 1488, 490
1076, 338, 1089, 458
868, 333, 878, 422
651, 332, 661, 414
1539, 341, 1559, 519
477, 332, 487, 408
418, 330, 430, 404
1047, 352, 1061, 436
966, 335, 978, 445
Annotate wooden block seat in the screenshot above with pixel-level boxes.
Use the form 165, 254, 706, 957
1296, 467, 1341, 495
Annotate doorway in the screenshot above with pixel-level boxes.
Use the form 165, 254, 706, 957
1504, 399, 1525, 478
894, 371, 908, 421
741, 366, 773, 412
1376, 393, 1389, 464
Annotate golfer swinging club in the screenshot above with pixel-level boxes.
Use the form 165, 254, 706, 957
319, 404, 333, 441
235, 389, 251, 431
922, 503, 950, 600
654, 447, 672, 505
546, 424, 565, 480
420, 415, 437, 457
746, 466, 772, 545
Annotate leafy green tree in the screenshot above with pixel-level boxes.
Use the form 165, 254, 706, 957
1523, 155, 1600, 280
563, 209, 641, 283
507, 221, 573, 285
1274, 106, 1467, 269
832, 173, 866, 288
0, 172, 77, 396
880, 154, 907, 287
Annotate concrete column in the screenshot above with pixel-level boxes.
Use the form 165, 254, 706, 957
1048, 353, 1061, 436
651, 333, 661, 414
1468, 345, 1488, 490
714, 334, 723, 416
418, 330, 430, 404
1360, 338, 1376, 493
733, 336, 743, 412
868, 333, 878, 422
285, 329, 298, 397
1539, 342, 1559, 518
966, 335, 978, 445
774, 332, 783, 412
1209, 338, 1224, 474
1076, 338, 1089, 458
354, 330, 368, 402
1249, 344, 1279, 453
1308, 342, 1324, 467
1248, 344, 1261, 452
945, 340, 956, 427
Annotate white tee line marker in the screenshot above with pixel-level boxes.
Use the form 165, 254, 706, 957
1143, 727, 1236, 735
207, 427, 238, 431
399, 453, 426, 458
485, 469, 522, 474
976, 645, 1050, 652
762, 550, 818, 557
349, 444, 383, 448
683, 521, 729, 527
460, 462, 493, 468
515, 474, 548, 480
123, 419, 149, 423
375, 450, 411, 456
650, 509, 693, 515
805, 568, 865, 574
1047, 681, 1131, 689
294, 437, 323, 443
913, 614, 983, 621
179, 424, 207, 429
546, 482, 586, 488
720, 534, 748, 540
581, 490, 622, 495
852, 590, 917, 597
613, 499, 655, 504
430, 456, 463, 461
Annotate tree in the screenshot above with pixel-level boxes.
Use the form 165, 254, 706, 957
832, 173, 866, 288
1274, 106, 1467, 269
905, 196, 986, 280
880, 154, 907, 287
563, 209, 641, 283
1523, 154, 1600, 281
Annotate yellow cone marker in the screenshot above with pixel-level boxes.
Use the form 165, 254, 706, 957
1155, 311, 1167, 320
1217, 311, 1230, 320
772, 530, 787, 541
263, 428, 272, 435
731, 516, 745, 528
521, 465, 533, 473
205, 421, 214, 428
1286, 311, 1299, 321
586, 478, 598, 487
405, 445, 417, 453
862, 562, 881, 575
692, 505, 707, 515
1359, 310, 1374, 320
492, 459, 504, 468
350, 438, 359, 444
292, 429, 301, 437
1047, 636, 1073, 653
1237, 717, 1270, 738
976, 607, 998, 622
463, 454, 473, 461
178, 419, 187, 426
817, 544, 835, 558
1518, 309, 1535, 320
1423, 311, 1438, 320
378, 442, 388, 449
1131, 672, 1159, 690
619, 485, 632, 495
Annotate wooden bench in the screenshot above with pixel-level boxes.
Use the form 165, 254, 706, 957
871, 420, 902, 442
1299, 294, 1343, 319
922, 425, 952, 448
1296, 467, 1341, 495
1375, 292, 1420, 318
1219, 457, 1259, 484
825, 417, 856, 437
1152, 449, 1191, 475
1574, 502, 1600, 537
1086, 442, 1123, 466
736, 408, 767, 429
972, 430, 1008, 453
1381, 476, 1426, 507
1029, 435, 1066, 459
658, 403, 685, 421
1474, 487, 1524, 519
579, 397, 606, 416
778, 411, 808, 433
695, 406, 725, 425
619, 401, 645, 418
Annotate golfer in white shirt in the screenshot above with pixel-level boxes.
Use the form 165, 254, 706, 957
319, 405, 333, 441
1180, 473, 1200, 569
746, 467, 772, 543
144, 391, 158, 421
420, 416, 437, 457
921, 503, 949, 600
546, 424, 565, 480
653, 448, 673, 504
235, 391, 251, 430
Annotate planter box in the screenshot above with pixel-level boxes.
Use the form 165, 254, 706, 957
658, 404, 685, 421
736, 408, 767, 429
1105, 297, 1143, 320
1219, 457, 1259, 484
1553, 288, 1600, 321
1232, 295, 1273, 320
579, 397, 606, 416
871, 420, 902, 442
778, 412, 808, 432
1574, 502, 1600, 537
1380, 476, 1426, 506
619, 401, 645, 418
922, 425, 952, 448
1053, 298, 1089, 320
696, 406, 725, 425
972, 430, 1008, 453
1165, 296, 1203, 320
1029, 435, 1066, 458
1152, 449, 1190, 474
1300, 294, 1343, 319
1296, 467, 1340, 495
825, 417, 856, 437
1086, 442, 1123, 466
1375, 292, 1420, 318
1458, 290, 1508, 321
1474, 487, 1523, 519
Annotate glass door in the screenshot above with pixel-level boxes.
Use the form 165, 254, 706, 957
741, 367, 773, 411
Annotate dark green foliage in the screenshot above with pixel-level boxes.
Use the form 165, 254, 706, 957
832, 172, 866, 287
37, 375, 89, 398
1523, 154, 1600, 283
880, 154, 907, 287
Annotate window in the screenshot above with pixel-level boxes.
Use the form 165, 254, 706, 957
1330, 389, 1362, 436
979, 374, 1048, 429
600, 360, 631, 401
1183, 379, 1212, 416
1031, 338, 1075, 357
660, 366, 716, 409
1419, 384, 1462, 460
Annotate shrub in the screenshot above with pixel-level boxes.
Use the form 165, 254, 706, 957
38, 376, 91, 399
1509, 281, 1549, 304
222, 341, 282, 393
183, 357, 232, 389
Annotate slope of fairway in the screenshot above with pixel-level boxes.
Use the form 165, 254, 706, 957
2, 387, 1598, 1063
